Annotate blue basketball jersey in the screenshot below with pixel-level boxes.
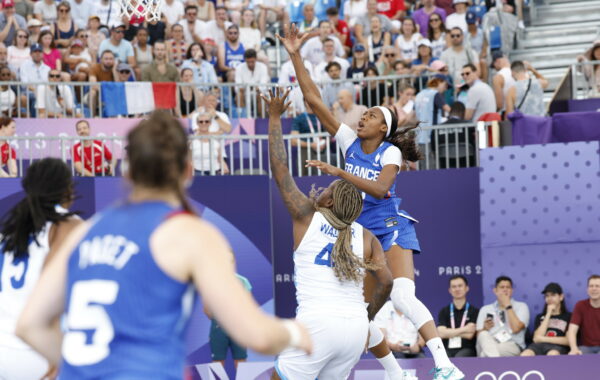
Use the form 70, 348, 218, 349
60, 201, 193, 380
344, 139, 403, 235
224, 41, 245, 69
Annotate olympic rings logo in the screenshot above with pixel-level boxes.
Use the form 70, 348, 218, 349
474, 370, 545, 380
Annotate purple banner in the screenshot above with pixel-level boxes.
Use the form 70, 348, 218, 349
509, 111, 600, 145
191, 355, 600, 379
479, 141, 600, 319
272, 168, 483, 323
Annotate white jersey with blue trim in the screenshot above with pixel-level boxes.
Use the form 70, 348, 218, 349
335, 123, 407, 234
293, 211, 366, 318
0, 206, 69, 349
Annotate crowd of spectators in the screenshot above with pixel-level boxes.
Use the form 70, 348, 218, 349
0, 0, 538, 122
372, 274, 600, 359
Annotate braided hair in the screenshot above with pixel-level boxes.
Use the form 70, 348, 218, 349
311, 180, 380, 283
126, 110, 194, 213
0, 158, 75, 258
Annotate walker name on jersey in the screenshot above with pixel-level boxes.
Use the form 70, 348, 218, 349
78, 235, 139, 270
345, 163, 381, 181
320, 223, 356, 238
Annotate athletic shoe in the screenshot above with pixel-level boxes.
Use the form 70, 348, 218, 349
431, 366, 465, 380
402, 370, 419, 380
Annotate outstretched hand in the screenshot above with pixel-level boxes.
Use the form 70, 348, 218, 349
305, 160, 342, 176
276, 23, 311, 54
260, 87, 291, 116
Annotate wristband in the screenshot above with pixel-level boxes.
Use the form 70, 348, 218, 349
505, 305, 513, 311
283, 319, 302, 348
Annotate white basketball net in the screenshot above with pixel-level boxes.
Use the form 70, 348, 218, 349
119, 0, 163, 22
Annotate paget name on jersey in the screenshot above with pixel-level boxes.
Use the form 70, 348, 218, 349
79, 235, 140, 270
320, 223, 356, 238
345, 163, 380, 181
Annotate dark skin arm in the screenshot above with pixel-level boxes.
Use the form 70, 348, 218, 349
306, 160, 399, 200
277, 23, 340, 136
364, 229, 393, 320
264, 88, 315, 248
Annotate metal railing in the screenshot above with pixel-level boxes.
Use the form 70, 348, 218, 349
570, 61, 600, 99
0, 74, 433, 119
0, 121, 500, 178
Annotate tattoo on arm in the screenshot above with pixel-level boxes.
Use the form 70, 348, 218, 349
269, 115, 314, 220
367, 277, 392, 320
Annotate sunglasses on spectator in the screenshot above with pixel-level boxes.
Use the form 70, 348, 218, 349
385, 53, 396, 57
187, 12, 197, 16
461, 71, 472, 77
59, 8, 70, 13
450, 34, 462, 38
197, 120, 211, 124
114, 29, 124, 34
430, 18, 441, 22
0, 72, 11, 77
119, 70, 131, 74
49, 74, 61, 79
79, 34, 88, 38
17, 34, 28, 38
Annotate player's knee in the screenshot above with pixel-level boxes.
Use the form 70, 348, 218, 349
390, 277, 416, 315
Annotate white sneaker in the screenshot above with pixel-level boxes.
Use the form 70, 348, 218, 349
402, 370, 419, 380
518, 20, 525, 29
431, 366, 465, 380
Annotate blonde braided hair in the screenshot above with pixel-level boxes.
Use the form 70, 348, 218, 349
310, 180, 381, 283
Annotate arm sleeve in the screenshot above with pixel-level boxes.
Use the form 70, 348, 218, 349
103, 144, 113, 161
476, 305, 487, 330
126, 43, 134, 58
516, 302, 530, 328
334, 123, 358, 156
570, 302, 582, 325
380, 145, 402, 169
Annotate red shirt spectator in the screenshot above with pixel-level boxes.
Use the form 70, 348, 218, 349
73, 140, 113, 175
327, 8, 352, 48
72, 120, 115, 176
1, 142, 16, 166
377, 0, 405, 19
570, 299, 600, 347
436, 0, 454, 15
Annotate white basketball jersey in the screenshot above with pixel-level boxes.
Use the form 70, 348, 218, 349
294, 212, 367, 318
0, 221, 54, 349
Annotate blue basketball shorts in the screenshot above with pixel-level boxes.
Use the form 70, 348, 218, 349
376, 214, 421, 253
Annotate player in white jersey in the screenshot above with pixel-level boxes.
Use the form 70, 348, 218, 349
264, 88, 393, 380
0, 158, 82, 380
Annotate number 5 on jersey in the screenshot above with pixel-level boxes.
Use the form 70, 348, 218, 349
62, 280, 119, 366
314, 243, 334, 267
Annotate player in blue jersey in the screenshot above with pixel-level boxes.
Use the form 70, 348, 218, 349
277, 24, 465, 380
0, 158, 81, 380
16, 111, 312, 379
265, 87, 392, 380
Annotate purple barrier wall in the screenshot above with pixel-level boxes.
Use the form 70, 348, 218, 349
479, 141, 600, 319
272, 168, 484, 323
509, 111, 600, 145
191, 355, 600, 380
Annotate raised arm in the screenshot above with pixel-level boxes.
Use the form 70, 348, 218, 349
364, 229, 393, 320
264, 88, 314, 224
277, 24, 340, 136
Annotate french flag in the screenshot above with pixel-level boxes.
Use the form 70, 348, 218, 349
101, 82, 177, 117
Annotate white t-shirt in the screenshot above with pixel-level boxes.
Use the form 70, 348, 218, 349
343, 0, 367, 27
235, 61, 270, 85
179, 19, 206, 45
93, 0, 122, 28
278, 59, 314, 85
445, 12, 467, 34
313, 57, 350, 82
254, 0, 286, 8
0, 88, 15, 114
300, 36, 345, 66
190, 109, 231, 134
7, 46, 30, 73
335, 123, 402, 170
68, 0, 95, 30
395, 33, 421, 62
33, 1, 57, 24
36, 84, 75, 114
201, 20, 233, 46
191, 138, 222, 172
239, 27, 262, 51
162, 0, 185, 25
374, 301, 419, 345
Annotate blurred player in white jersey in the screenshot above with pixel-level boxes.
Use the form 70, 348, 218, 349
0, 158, 82, 380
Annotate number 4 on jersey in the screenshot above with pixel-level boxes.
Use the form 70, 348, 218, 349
314, 243, 334, 267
